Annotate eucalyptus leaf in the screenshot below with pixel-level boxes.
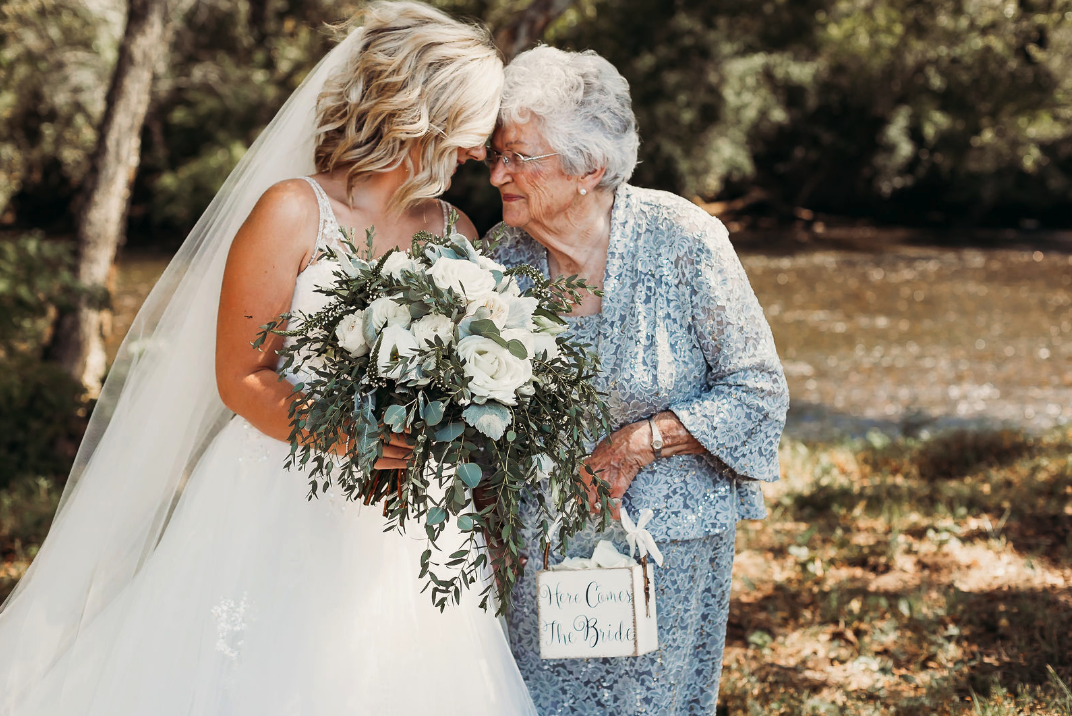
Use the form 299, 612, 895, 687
467, 318, 499, 338
423, 400, 445, 426
457, 463, 482, 488
384, 404, 406, 428
434, 421, 465, 442
506, 339, 528, 359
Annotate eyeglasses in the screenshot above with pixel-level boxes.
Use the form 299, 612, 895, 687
483, 148, 560, 171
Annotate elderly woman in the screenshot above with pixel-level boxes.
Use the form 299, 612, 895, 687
484, 47, 789, 714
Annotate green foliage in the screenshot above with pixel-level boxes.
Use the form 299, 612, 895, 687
0, 234, 87, 489
7, 0, 1072, 236
554, 0, 1072, 225
0, 0, 114, 219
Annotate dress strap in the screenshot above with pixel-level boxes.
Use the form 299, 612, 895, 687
439, 199, 450, 235
300, 176, 340, 257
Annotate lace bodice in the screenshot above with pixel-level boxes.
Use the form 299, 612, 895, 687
280, 177, 448, 379
285, 177, 449, 319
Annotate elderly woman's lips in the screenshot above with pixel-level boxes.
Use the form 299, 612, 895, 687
502, 194, 524, 202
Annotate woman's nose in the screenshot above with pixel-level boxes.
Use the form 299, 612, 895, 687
488, 158, 509, 187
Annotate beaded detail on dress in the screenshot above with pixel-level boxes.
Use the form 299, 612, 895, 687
490, 183, 790, 541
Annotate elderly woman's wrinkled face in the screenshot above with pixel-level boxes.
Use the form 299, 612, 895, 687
488, 122, 580, 232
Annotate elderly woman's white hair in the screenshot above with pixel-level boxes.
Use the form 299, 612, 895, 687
500, 46, 639, 190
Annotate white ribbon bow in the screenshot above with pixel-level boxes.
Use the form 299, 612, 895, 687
620, 508, 664, 567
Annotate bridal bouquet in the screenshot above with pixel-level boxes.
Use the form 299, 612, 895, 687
255, 213, 611, 613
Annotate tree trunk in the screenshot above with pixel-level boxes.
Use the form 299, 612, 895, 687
49, 0, 169, 396
494, 0, 576, 61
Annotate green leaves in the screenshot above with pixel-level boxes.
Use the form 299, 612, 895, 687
457, 463, 482, 489
434, 421, 464, 442
467, 318, 499, 338
383, 404, 407, 431
506, 339, 528, 359
421, 400, 444, 426
426, 506, 447, 525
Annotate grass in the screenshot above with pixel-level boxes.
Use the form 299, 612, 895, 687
722, 428, 1072, 715
2, 428, 1069, 713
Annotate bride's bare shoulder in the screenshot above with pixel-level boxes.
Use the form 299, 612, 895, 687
249, 179, 319, 232
230, 178, 320, 262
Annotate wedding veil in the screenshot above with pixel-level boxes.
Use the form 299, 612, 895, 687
0, 28, 362, 707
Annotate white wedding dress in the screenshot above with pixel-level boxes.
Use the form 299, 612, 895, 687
7, 177, 537, 715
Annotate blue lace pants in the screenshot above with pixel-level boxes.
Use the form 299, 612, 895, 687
506, 527, 737, 715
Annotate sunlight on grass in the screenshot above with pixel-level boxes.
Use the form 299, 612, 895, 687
723, 428, 1072, 715
2, 428, 1069, 713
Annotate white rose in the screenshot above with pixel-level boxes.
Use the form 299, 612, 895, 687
381, 251, 419, 280
376, 324, 419, 380
363, 295, 412, 345
427, 257, 497, 303
411, 313, 455, 348
334, 309, 370, 356
456, 335, 533, 406
465, 291, 512, 329
475, 254, 506, 274
500, 277, 522, 297
532, 313, 568, 335
531, 332, 561, 360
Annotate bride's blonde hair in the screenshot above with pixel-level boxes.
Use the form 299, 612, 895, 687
315, 1, 503, 213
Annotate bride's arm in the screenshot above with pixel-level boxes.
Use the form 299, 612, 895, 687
215, 180, 411, 469
215, 180, 318, 443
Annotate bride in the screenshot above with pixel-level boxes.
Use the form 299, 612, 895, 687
0, 2, 536, 714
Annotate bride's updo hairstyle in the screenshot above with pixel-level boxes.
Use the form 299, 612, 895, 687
315, 0, 504, 212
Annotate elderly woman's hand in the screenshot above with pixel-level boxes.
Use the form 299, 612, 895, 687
582, 412, 709, 519
582, 420, 654, 519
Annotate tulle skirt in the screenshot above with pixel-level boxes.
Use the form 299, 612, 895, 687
13, 416, 536, 715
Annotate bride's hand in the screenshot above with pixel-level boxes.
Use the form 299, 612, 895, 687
374, 431, 414, 471
325, 426, 414, 470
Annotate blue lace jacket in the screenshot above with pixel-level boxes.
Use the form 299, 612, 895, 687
488, 184, 789, 541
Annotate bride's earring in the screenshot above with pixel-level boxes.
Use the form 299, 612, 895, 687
579, 187, 587, 196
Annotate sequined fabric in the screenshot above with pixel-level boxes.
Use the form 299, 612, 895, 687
489, 183, 788, 715
490, 184, 789, 542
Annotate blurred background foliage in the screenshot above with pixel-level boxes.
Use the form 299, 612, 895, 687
2, 0, 1071, 244
0, 234, 87, 490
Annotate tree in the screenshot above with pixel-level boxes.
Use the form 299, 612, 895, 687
48, 0, 171, 395
0, 0, 117, 222
493, 0, 576, 60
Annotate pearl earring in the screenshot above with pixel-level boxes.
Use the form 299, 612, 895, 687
579, 188, 587, 196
